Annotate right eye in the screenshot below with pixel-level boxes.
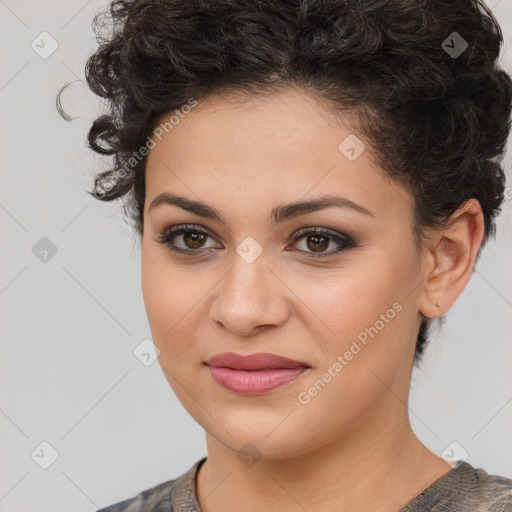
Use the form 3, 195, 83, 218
155, 224, 221, 255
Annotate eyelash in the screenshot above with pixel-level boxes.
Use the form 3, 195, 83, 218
155, 224, 356, 258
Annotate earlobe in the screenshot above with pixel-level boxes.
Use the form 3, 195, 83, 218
418, 241, 453, 319
418, 199, 485, 319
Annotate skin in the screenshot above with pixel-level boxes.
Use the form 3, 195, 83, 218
141, 85, 485, 512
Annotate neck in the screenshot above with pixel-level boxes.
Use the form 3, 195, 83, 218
196, 404, 452, 512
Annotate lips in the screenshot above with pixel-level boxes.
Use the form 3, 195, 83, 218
204, 352, 311, 394
204, 352, 310, 371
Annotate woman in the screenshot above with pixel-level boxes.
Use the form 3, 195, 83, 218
58, 0, 512, 510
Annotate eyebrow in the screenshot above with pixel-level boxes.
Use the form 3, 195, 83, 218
147, 192, 375, 225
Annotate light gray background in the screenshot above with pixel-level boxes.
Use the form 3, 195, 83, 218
1, 1, 511, 511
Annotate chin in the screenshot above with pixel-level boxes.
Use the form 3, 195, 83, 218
204, 409, 325, 460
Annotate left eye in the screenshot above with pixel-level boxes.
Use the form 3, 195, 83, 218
156, 225, 220, 254
155, 224, 355, 257
290, 227, 355, 256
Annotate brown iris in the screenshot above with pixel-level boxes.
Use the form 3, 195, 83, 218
306, 234, 329, 252
183, 231, 207, 249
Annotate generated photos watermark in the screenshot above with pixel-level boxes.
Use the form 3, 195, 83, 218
297, 301, 403, 405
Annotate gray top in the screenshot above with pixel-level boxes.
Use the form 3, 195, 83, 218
96, 457, 512, 511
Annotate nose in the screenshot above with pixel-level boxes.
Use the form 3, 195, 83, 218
209, 252, 289, 337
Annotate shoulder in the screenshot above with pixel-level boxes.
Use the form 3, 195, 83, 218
490, 489, 512, 512
95, 478, 175, 512
95, 457, 206, 512
483, 470, 512, 512
463, 463, 512, 511
401, 460, 512, 512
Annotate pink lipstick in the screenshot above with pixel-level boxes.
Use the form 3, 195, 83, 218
204, 352, 310, 395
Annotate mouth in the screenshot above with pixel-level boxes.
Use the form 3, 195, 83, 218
204, 351, 311, 371
204, 352, 311, 395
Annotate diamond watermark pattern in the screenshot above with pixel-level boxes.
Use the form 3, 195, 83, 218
32, 237, 58, 263
441, 32, 468, 58
441, 441, 469, 463
237, 442, 263, 468
31, 31, 59, 59
31, 441, 59, 469
338, 133, 366, 161
133, 338, 161, 366
236, 236, 263, 264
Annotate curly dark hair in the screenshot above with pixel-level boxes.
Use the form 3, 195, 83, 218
57, 0, 512, 364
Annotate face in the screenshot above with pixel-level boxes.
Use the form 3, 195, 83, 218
141, 86, 426, 460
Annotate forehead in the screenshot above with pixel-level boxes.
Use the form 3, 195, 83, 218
144, 87, 412, 224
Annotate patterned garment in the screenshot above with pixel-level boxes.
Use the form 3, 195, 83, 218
96, 457, 512, 511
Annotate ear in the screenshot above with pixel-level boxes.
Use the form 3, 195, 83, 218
418, 198, 485, 319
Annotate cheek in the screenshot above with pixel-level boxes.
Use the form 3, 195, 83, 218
141, 244, 192, 354
301, 261, 403, 340
291, 266, 412, 434
141, 242, 219, 375
141, 246, 171, 332
300, 246, 417, 382
141, 256, 201, 419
